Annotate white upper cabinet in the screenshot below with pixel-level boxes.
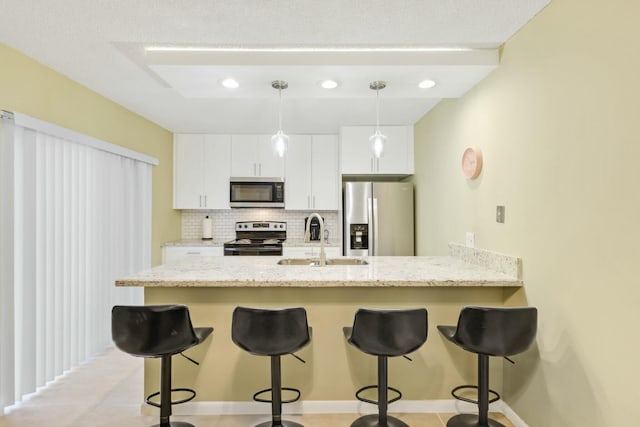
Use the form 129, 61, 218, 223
173, 134, 231, 209
285, 135, 339, 210
340, 125, 414, 175
231, 134, 285, 178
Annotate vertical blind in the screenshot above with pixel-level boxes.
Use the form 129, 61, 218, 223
0, 112, 155, 411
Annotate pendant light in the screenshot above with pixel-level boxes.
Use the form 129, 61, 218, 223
271, 80, 289, 158
369, 81, 387, 158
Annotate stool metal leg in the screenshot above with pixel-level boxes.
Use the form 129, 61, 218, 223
446, 355, 506, 427
379, 356, 388, 426
272, 355, 282, 426
151, 355, 195, 427
351, 356, 409, 427
478, 355, 489, 426
254, 355, 303, 427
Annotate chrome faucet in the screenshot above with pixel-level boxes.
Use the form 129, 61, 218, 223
304, 213, 326, 266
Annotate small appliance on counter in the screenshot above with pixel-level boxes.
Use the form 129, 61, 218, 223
304, 216, 324, 241
223, 221, 286, 256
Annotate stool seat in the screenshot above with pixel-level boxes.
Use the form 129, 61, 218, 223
438, 306, 537, 427
345, 308, 428, 427
232, 306, 311, 427
112, 305, 212, 427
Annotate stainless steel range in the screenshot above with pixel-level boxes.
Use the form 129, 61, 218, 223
223, 221, 286, 256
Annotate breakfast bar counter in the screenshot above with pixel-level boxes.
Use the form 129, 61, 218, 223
115, 245, 527, 411
115, 255, 521, 288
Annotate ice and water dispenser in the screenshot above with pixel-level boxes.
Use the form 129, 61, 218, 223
349, 224, 369, 250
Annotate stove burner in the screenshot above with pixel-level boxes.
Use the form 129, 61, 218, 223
224, 221, 287, 256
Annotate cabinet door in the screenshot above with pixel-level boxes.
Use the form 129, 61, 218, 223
163, 246, 223, 264
340, 126, 375, 174
340, 126, 414, 175
174, 134, 204, 209
285, 135, 312, 210
230, 135, 259, 176
257, 134, 285, 177
377, 126, 411, 174
311, 135, 339, 210
202, 135, 231, 209
231, 135, 285, 177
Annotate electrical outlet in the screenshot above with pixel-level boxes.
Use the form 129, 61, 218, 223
465, 232, 475, 248
496, 206, 505, 223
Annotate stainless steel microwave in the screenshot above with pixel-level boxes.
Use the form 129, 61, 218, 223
229, 177, 285, 208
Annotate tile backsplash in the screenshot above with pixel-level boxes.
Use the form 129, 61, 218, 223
182, 210, 339, 243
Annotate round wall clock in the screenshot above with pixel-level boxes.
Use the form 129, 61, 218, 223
461, 147, 483, 179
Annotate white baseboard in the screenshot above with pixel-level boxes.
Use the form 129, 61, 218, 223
141, 399, 528, 426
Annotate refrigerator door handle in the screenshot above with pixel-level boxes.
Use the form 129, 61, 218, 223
373, 197, 379, 256
367, 197, 374, 256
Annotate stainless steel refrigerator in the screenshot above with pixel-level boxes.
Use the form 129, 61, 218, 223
343, 181, 414, 256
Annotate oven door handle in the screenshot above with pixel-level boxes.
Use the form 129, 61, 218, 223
223, 247, 283, 255
224, 247, 243, 252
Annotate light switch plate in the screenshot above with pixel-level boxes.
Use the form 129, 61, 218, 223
496, 206, 505, 223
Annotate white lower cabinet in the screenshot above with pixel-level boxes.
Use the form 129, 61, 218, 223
163, 246, 223, 264
283, 246, 342, 258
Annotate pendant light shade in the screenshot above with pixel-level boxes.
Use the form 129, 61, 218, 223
271, 80, 289, 158
369, 81, 387, 158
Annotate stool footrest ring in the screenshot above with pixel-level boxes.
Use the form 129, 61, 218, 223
253, 387, 301, 404
145, 388, 196, 408
451, 384, 500, 405
355, 384, 403, 405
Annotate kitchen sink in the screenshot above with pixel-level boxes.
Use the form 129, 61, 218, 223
277, 258, 369, 266
326, 258, 369, 265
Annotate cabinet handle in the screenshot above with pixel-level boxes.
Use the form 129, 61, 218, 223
371, 158, 374, 172
308, 196, 311, 208
253, 163, 257, 176
186, 251, 201, 255
204, 195, 207, 207
199, 195, 202, 207
259, 163, 262, 176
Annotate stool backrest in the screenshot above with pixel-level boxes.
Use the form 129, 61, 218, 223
232, 306, 310, 356
349, 308, 428, 357
454, 306, 537, 356
112, 305, 199, 357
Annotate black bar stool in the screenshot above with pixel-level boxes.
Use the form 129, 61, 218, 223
438, 306, 537, 427
344, 308, 428, 427
112, 304, 213, 427
232, 306, 311, 427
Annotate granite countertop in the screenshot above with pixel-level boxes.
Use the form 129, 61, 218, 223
116, 255, 522, 288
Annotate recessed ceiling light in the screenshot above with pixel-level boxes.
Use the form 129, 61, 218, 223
320, 80, 339, 89
221, 78, 239, 89
418, 79, 436, 89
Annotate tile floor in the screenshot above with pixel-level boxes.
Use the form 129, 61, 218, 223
0, 348, 516, 427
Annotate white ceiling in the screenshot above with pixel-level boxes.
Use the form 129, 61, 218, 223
0, 0, 550, 134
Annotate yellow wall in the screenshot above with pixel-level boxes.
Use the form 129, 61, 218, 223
0, 43, 179, 265
412, 0, 640, 425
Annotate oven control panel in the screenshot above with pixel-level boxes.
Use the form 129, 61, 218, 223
235, 221, 287, 231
